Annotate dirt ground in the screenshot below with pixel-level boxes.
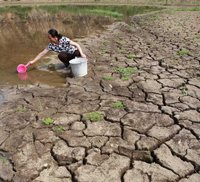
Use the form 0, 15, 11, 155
0, 7, 200, 182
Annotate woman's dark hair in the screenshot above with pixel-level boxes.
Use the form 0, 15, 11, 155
48, 29, 62, 40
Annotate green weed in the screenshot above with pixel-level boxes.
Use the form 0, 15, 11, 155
193, 36, 199, 39
116, 40, 125, 45
150, 14, 160, 20
2, 158, 7, 163
116, 67, 137, 76
0, 152, 7, 163
151, 162, 156, 166
130, 86, 136, 89
84, 112, 104, 122
110, 102, 126, 108
177, 49, 189, 56
18, 106, 26, 112
177, 23, 185, 27
38, 99, 43, 110
51, 171, 56, 182
103, 75, 112, 81
43, 118, 54, 125
98, 50, 107, 55
56, 126, 64, 132
182, 89, 188, 95
127, 54, 134, 59
192, 41, 199, 46
102, 40, 109, 44
118, 49, 126, 53
130, 24, 135, 32
121, 77, 130, 81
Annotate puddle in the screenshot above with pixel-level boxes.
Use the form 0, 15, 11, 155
0, 5, 163, 88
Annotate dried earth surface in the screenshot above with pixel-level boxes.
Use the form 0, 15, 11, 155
0, 9, 200, 182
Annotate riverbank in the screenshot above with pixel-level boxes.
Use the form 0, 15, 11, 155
0, 8, 200, 182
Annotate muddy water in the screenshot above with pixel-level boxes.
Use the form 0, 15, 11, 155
0, 5, 162, 87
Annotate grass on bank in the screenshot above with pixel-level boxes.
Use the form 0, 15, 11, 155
38, 5, 123, 18
0, 6, 32, 18
169, 7, 200, 12
0, 4, 123, 20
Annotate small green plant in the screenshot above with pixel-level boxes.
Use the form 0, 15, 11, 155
84, 112, 104, 122
18, 106, 26, 112
110, 102, 126, 109
2, 158, 7, 163
102, 40, 109, 44
127, 54, 134, 59
193, 35, 199, 39
0, 152, 7, 163
118, 49, 126, 53
151, 162, 156, 166
182, 89, 188, 95
116, 40, 124, 45
51, 171, 56, 182
177, 49, 189, 56
43, 118, 54, 125
121, 77, 129, 81
38, 99, 43, 110
192, 65, 198, 69
150, 14, 160, 20
130, 86, 136, 89
103, 75, 112, 81
98, 50, 106, 55
130, 24, 135, 32
56, 126, 64, 132
192, 41, 199, 46
116, 67, 137, 76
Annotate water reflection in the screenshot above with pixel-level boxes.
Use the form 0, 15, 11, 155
18, 72, 30, 81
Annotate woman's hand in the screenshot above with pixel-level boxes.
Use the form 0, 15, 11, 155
81, 53, 87, 58
70, 41, 87, 58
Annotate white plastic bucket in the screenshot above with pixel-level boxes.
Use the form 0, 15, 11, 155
69, 57, 88, 77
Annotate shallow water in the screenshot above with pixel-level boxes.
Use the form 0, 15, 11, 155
0, 5, 162, 87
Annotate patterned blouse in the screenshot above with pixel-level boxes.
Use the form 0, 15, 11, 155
46, 36, 77, 54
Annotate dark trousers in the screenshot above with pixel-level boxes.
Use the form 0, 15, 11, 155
58, 50, 81, 67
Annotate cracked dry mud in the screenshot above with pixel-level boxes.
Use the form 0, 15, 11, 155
0, 10, 200, 182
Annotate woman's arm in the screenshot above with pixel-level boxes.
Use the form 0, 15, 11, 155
28, 49, 49, 64
70, 41, 86, 58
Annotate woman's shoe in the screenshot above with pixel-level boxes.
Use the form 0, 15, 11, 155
64, 66, 71, 70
